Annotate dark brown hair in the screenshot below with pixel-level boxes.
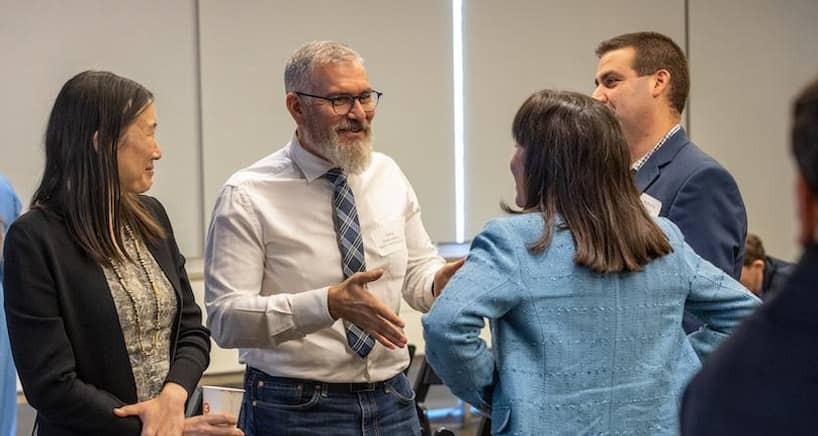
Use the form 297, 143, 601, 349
596, 31, 689, 115
743, 233, 765, 265
504, 89, 671, 273
793, 76, 818, 195
31, 71, 164, 266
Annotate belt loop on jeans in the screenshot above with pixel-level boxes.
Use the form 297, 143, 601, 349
349, 382, 377, 393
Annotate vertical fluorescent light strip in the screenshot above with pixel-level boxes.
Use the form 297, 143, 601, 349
452, 0, 465, 243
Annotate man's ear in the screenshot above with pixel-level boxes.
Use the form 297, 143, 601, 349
286, 92, 305, 123
650, 69, 671, 99
751, 259, 765, 274
92, 131, 99, 151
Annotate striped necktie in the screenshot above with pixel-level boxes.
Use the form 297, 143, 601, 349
324, 168, 375, 358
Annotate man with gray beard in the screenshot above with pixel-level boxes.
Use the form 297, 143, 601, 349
204, 41, 463, 436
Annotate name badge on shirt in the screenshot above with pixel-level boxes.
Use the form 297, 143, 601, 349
640, 193, 662, 217
374, 219, 405, 256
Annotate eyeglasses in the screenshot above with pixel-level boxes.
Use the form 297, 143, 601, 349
295, 90, 383, 115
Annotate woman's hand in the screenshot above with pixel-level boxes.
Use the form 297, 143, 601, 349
183, 414, 244, 435
114, 382, 188, 436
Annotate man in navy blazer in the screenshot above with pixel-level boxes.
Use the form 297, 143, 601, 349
592, 32, 747, 281
680, 75, 818, 436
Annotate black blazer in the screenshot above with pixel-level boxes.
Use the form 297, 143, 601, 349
680, 244, 818, 435
2, 196, 210, 435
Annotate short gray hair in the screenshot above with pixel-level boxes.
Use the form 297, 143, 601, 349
284, 41, 365, 93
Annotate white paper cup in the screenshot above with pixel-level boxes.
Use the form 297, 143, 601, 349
201, 385, 245, 417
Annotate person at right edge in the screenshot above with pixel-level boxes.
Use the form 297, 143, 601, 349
681, 76, 818, 435
592, 32, 748, 337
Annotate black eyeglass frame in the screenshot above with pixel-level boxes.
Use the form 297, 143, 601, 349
294, 90, 383, 115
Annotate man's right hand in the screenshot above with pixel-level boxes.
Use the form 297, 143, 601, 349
327, 269, 408, 349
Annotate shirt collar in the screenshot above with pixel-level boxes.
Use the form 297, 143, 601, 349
631, 123, 681, 172
290, 132, 335, 183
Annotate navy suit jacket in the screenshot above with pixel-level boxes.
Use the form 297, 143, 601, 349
761, 255, 795, 301
680, 244, 818, 435
635, 127, 747, 279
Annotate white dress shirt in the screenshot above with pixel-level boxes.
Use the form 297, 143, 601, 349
204, 134, 445, 383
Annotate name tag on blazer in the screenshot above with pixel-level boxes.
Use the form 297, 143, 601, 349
640, 193, 662, 217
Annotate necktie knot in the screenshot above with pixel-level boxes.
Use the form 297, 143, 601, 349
324, 168, 346, 185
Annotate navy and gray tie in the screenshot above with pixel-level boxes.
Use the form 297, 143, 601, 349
325, 168, 375, 358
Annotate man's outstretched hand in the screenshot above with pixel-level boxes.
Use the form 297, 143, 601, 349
328, 269, 407, 349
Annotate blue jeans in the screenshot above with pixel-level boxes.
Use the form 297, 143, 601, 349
239, 367, 421, 436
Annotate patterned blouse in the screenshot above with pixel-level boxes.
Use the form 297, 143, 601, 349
101, 230, 177, 402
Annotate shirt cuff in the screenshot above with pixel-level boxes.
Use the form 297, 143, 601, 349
290, 287, 335, 334
419, 274, 437, 312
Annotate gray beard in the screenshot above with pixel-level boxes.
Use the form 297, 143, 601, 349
315, 134, 373, 175
303, 117, 374, 175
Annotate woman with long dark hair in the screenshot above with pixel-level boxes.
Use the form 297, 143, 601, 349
422, 90, 760, 435
2, 71, 240, 435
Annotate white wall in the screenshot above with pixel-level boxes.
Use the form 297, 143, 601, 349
0, 0, 204, 255
688, 0, 818, 261
3, 0, 818, 375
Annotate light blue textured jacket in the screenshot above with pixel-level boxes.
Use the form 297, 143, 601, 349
423, 214, 760, 435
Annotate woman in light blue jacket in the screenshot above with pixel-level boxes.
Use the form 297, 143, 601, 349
422, 90, 760, 435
